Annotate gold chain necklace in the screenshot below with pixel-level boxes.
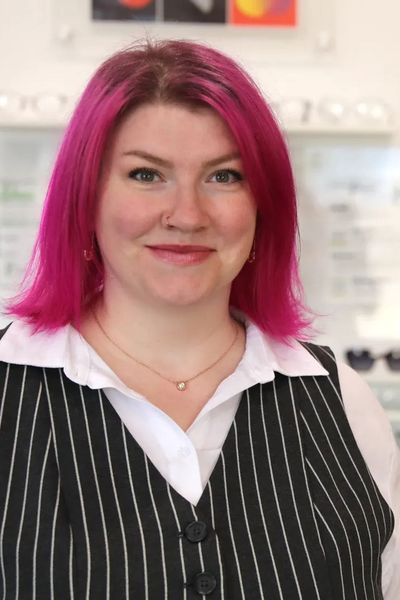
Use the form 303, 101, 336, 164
92, 311, 240, 391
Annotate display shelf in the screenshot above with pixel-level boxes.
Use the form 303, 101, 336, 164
0, 115, 394, 136
284, 122, 394, 136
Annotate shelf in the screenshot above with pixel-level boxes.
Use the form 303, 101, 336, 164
0, 116, 394, 136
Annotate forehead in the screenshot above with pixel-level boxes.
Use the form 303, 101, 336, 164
111, 103, 239, 158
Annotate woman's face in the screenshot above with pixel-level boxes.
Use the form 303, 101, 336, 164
96, 103, 257, 309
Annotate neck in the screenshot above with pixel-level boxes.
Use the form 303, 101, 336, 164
89, 288, 240, 372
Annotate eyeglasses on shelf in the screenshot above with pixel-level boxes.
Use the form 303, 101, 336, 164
345, 349, 400, 372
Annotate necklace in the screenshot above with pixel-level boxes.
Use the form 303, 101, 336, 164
92, 311, 240, 391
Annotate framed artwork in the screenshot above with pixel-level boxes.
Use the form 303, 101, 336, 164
232, 0, 296, 26
91, 0, 297, 26
51, 0, 334, 65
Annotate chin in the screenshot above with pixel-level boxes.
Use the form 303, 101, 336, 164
149, 280, 219, 307
155, 291, 210, 307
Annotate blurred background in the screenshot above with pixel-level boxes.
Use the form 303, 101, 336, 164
0, 0, 399, 442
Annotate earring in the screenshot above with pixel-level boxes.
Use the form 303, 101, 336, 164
83, 234, 95, 261
247, 239, 256, 263
83, 249, 93, 261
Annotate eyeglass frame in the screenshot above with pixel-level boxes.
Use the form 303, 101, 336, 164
345, 349, 400, 372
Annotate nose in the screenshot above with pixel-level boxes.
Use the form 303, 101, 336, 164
164, 183, 210, 232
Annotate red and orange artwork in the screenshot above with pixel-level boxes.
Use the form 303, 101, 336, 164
118, 0, 152, 7
230, 0, 296, 25
93, 0, 296, 25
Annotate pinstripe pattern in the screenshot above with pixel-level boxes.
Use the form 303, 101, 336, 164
15, 379, 42, 600
220, 450, 246, 597
143, 453, 169, 599
68, 528, 74, 600
80, 389, 110, 599
260, 379, 303, 596
49, 481, 61, 600
191, 506, 206, 600
302, 416, 360, 594
99, 396, 129, 599
302, 347, 393, 594
245, 390, 283, 599
121, 424, 149, 600
205, 481, 225, 599
287, 379, 326, 558
273, 378, 321, 598
57, 370, 92, 599
0, 340, 394, 599
232, 419, 265, 598
32, 431, 52, 600
314, 505, 345, 596
0, 362, 10, 428
0, 366, 27, 600
167, 485, 187, 600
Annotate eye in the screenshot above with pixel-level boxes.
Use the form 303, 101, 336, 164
128, 168, 162, 183
210, 169, 244, 184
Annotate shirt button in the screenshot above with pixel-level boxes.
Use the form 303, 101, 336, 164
178, 446, 191, 458
193, 572, 217, 595
184, 520, 208, 543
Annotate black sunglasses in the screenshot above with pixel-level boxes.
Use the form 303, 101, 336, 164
345, 349, 400, 372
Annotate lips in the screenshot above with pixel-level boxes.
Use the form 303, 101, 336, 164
148, 244, 212, 252
146, 244, 214, 265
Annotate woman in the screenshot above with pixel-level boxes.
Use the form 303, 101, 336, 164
0, 39, 399, 599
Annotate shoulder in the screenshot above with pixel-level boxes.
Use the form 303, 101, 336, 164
0, 318, 70, 368
336, 359, 400, 588
0, 322, 18, 382
300, 342, 399, 500
0, 319, 61, 403
0, 320, 31, 373
336, 359, 399, 486
337, 359, 396, 453
298, 340, 339, 378
0, 319, 31, 353
300, 341, 334, 363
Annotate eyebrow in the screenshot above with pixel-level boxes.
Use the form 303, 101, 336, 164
121, 150, 241, 169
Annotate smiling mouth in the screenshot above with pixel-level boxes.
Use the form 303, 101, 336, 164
145, 244, 215, 265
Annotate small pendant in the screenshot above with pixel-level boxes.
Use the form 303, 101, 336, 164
176, 381, 187, 391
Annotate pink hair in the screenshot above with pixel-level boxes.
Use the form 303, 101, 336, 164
5, 39, 313, 341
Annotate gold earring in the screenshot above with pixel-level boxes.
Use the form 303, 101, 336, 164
83, 234, 95, 261
83, 249, 93, 261
247, 239, 256, 263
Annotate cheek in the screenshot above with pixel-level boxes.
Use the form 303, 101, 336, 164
220, 204, 256, 247
97, 196, 152, 243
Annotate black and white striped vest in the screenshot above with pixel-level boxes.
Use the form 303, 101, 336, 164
0, 341, 394, 599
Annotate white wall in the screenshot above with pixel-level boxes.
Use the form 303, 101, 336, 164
0, 0, 399, 134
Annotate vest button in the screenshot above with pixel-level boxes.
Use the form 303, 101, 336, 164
184, 520, 208, 542
193, 571, 217, 595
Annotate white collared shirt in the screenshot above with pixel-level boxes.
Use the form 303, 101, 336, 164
1, 318, 399, 598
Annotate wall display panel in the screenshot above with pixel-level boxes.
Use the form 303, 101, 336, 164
291, 136, 400, 442
51, 0, 333, 65
0, 129, 62, 317
291, 137, 400, 343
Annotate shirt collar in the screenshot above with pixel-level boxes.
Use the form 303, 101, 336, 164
0, 319, 91, 383
0, 317, 328, 390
